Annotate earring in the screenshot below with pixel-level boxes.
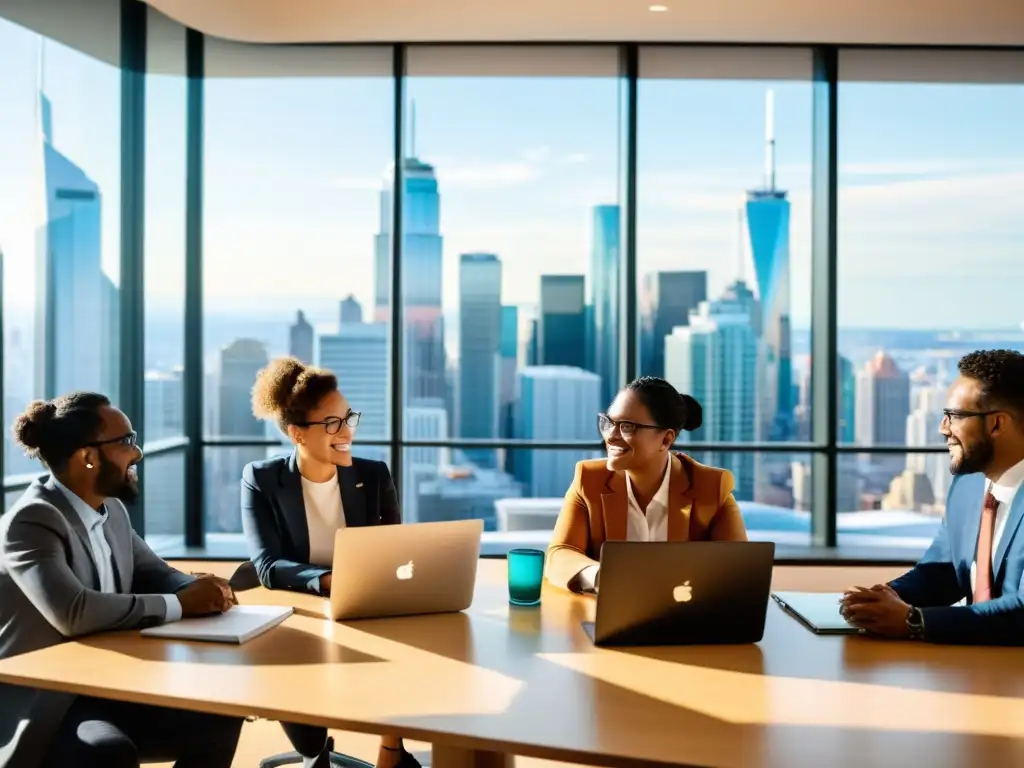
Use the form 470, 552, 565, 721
85, 463, 94, 469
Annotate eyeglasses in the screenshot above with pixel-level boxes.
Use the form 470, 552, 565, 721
942, 409, 999, 424
88, 431, 138, 448
597, 413, 663, 437
296, 411, 361, 435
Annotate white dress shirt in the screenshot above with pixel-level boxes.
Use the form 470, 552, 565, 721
969, 456, 1024, 594
53, 478, 181, 622
301, 472, 347, 567
577, 456, 673, 592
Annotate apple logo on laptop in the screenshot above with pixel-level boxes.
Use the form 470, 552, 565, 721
396, 560, 415, 580
672, 581, 693, 603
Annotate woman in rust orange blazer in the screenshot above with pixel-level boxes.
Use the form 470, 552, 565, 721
547, 376, 749, 592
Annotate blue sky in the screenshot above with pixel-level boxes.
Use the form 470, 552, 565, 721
2, 19, 1023, 333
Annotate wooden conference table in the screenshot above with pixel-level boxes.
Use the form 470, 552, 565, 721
2, 561, 1024, 768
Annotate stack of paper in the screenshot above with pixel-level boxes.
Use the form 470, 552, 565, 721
140, 605, 293, 644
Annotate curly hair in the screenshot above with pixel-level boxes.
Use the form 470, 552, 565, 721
625, 376, 703, 433
958, 349, 1024, 418
11, 392, 111, 472
251, 357, 338, 432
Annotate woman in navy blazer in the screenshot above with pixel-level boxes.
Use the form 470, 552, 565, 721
242, 357, 418, 768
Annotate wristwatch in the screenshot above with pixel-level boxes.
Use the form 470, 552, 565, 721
906, 606, 925, 640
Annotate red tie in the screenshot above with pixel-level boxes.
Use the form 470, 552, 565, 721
974, 490, 999, 604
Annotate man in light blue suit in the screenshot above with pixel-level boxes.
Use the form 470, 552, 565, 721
843, 349, 1024, 645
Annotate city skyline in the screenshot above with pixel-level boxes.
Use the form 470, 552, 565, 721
4, 15, 1024, 557
1, 23, 1023, 332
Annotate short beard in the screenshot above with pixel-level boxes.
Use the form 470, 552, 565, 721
950, 437, 995, 477
95, 453, 139, 503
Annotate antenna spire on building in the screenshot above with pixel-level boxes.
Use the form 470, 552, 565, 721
409, 99, 417, 159
764, 89, 776, 192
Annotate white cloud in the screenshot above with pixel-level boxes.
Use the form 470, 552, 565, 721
438, 161, 543, 189
430, 145, 602, 191
330, 175, 382, 191
840, 158, 1024, 179
520, 146, 552, 165
559, 152, 589, 165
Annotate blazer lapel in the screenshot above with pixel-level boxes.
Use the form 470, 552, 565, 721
338, 463, 369, 528
43, 478, 101, 590
282, 452, 311, 561
961, 475, 985, 575
600, 470, 628, 543
666, 453, 693, 542
993, 489, 1024, 586
101, 504, 128, 592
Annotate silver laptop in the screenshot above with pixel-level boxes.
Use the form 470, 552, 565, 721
771, 591, 864, 635
329, 519, 483, 621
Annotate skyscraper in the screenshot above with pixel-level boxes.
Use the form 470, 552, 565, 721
404, 403, 450, 523
218, 339, 268, 438
35, 91, 115, 400
318, 324, 388, 441
288, 310, 314, 364
664, 280, 759, 500
144, 369, 184, 443
513, 366, 600, 498
458, 253, 502, 467
639, 270, 708, 379
838, 354, 856, 443
746, 90, 793, 441
905, 385, 950, 507
499, 305, 519, 439
588, 205, 619, 405
211, 339, 269, 533
339, 295, 363, 325
855, 351, 911, 475
373, 157, 445, 404
539, 275, 586, 369
144, 369, 185, 535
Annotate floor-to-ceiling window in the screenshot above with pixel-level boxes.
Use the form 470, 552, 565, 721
637, 47, 815, 547
0, 14, 121, 504
400, 46, 623, 537
836, 49, 1024, 552
201, 41, 393, 544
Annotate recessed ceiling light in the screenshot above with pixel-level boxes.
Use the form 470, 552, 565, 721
649, 4, 669, 11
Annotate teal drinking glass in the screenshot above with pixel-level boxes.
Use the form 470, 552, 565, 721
507, 548, 545, 606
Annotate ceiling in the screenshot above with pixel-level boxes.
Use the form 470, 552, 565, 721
144, 0, 1024, 46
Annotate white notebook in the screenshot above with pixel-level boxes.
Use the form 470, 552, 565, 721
141, 605, 293, 644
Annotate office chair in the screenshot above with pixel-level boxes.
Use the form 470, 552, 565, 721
229, 562, 374, 768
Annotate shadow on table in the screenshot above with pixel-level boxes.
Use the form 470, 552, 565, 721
340, 612, 478, 666
388, 663, 1024, 768
82, 625, 384, 667
333, 603, 1024, 766
345, 601, 766, 678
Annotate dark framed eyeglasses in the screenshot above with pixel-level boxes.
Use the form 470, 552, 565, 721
597, 413, 663, 437
296, 411, 361, 435
942, 409, 999, 424
88, 431, 138, 448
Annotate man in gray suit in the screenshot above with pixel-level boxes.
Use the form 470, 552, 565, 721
0, 392, 244, 768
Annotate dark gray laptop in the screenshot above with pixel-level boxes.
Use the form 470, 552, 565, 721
583, 541, 775, 646
771, 591, 865, 635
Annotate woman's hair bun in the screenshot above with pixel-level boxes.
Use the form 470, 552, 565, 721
680, 394, 703, 432
12, 400, 57, 453
251, 357, 306, 421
